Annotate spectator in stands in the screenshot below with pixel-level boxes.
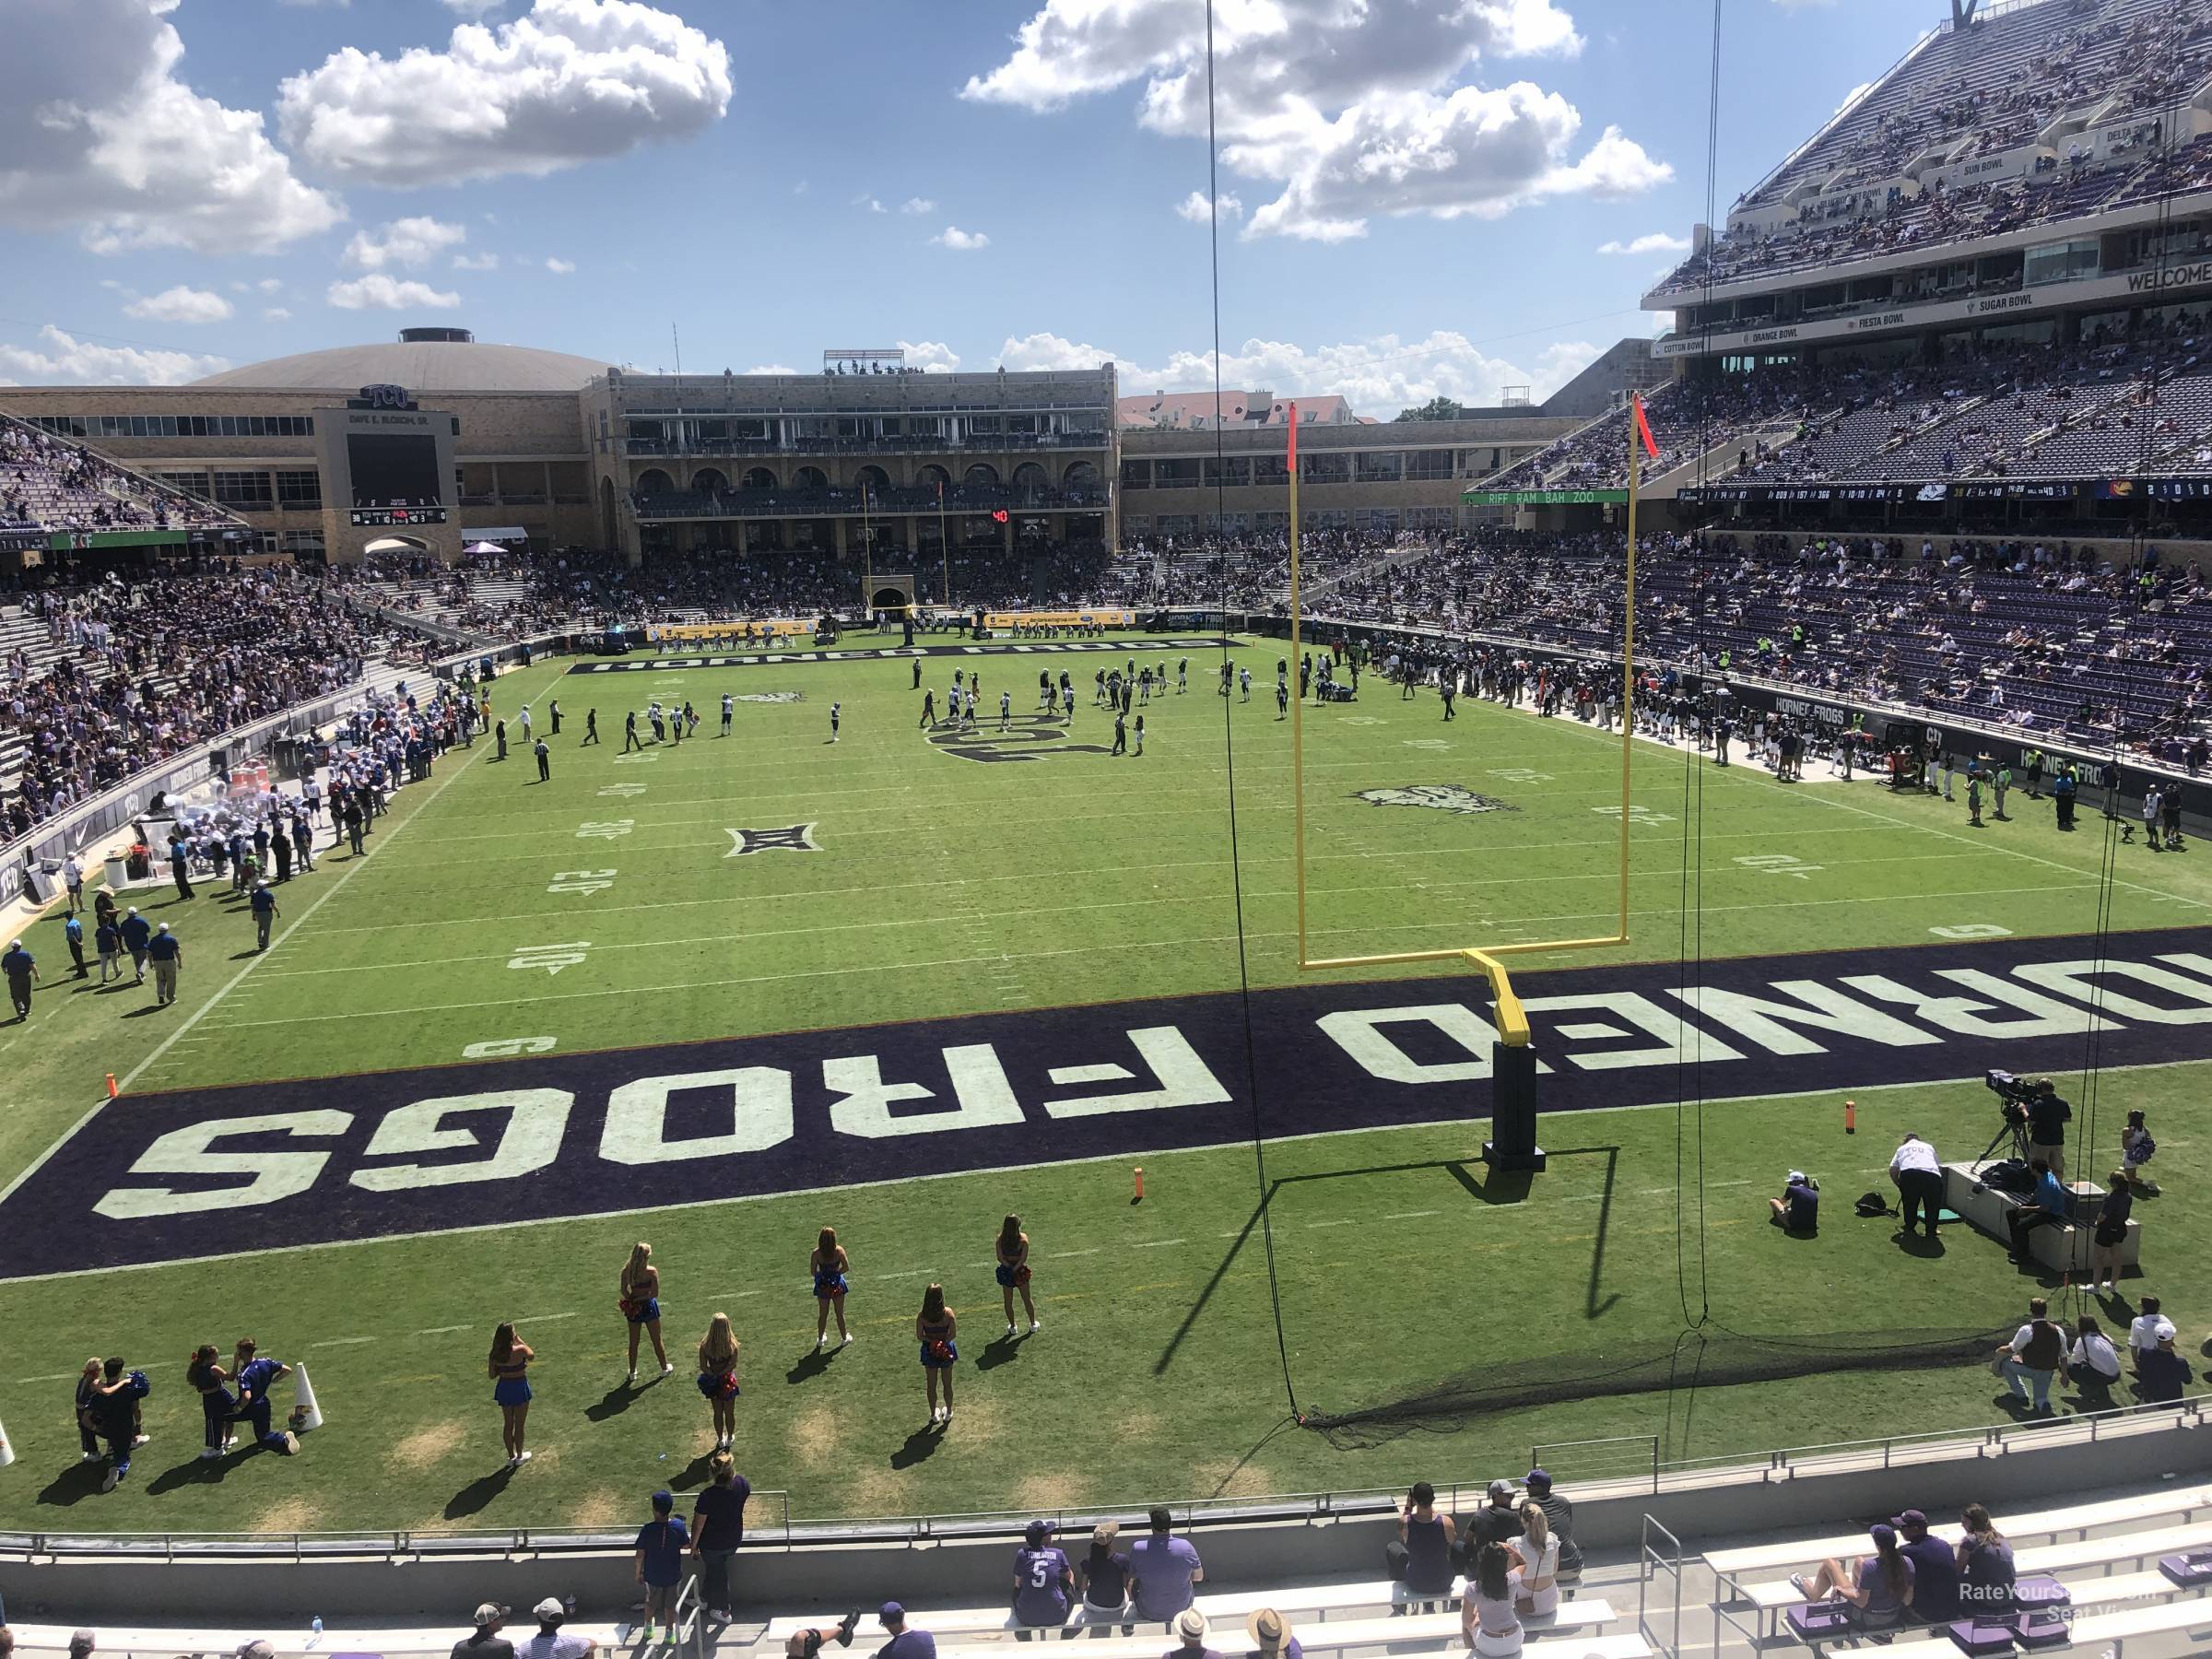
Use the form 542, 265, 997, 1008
452, 1604, 514, 1659
2134, 1321, 2192, 1406
1995, 1297, 2066, 1415
1889, 1511, 1959, 1624
784, 1616, 864, 1659
1077, 1522, 1133, 1627
1462, 1479, 1525, 1555
520, 1598, 593, 1659
68, 1635, 94, 1659
1127, 1507, 1204, 1624
1165, 1609, 1220, 1659
1768, 1171, 1819, 1235
633, 1489, 688, 1642
1790, 1523, 1915, 1632
1511, 1502, 1559, 1618
1888, 1133, 1945, 1238
1390, 1480, 1458, 1605
689, 1451, 751, 1623
1523, 1471, 1582, 1596
1244, 1609, 1300, 1659
1460, 1541, 1524, 1656
1955, 1507, 2016, 1616
873, 1603, 934, 1659
1012, 1518, 1074, 1633
2004, 1161, 2069, 1267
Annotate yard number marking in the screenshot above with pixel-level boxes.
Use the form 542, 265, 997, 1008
575, 819, 634, 840
509, 941, 590, 975
1734, 853, 1824, 881
463, 1037, 558, 1058
547, 867, 618, 897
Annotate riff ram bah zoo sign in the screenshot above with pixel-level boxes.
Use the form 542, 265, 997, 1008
5, 928, 2212, 1279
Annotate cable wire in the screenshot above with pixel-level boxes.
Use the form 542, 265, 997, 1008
1201, 0, 1300, 1423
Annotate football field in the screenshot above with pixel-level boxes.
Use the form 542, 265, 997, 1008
3, 634, 2209, 1534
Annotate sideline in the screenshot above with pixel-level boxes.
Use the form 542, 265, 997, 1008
0, 661, 573, 1211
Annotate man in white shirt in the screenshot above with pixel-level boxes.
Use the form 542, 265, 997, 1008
2128, 1298, 2169, 1369
1888, 1132, 1944, 1238
62, 855, 84, 912
519, 1598, 594, 1659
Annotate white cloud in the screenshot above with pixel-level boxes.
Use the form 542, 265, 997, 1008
0, 0, 343, 254
1596, 230, 1689, 255
263, 306, 293, 322
745, 362, 798, 375
258, 276, 285, 293
1174, 190, 1243, 223
327, 274, 462, 311
1832, 79, 1874, 118
932, 225, 990, 251
899, 195, 935, 215
897, 339, 960, 372
442, 0, 505, 12
122, 285, 234, 324
995, 324, 1596, 408
0, 324, 229, 386
853, 193, 887, 214
345, 215, 469, 269
277, 0, 733, 188
453, 252, 500, 270
963, 0, 1665, 241
546, 256, 575, 273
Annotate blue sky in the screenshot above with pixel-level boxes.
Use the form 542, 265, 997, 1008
1, 0, 1945, 412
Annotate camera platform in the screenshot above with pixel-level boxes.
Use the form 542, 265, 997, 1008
1941, 1162, 2141, 1276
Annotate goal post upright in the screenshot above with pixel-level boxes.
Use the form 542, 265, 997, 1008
1285, 395, 1644, 1167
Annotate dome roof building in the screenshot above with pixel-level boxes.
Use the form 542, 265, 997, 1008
193, 328, 608, 394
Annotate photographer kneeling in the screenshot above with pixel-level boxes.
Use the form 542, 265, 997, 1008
1768, 1171, 1818, 1236
2005, 1159, 2070, 1269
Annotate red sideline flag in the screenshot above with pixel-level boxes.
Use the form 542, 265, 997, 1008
1631, 394, 1660, 461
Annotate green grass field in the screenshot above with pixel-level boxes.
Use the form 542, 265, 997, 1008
2, 635, 2207, 1535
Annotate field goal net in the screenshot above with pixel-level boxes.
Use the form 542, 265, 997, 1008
1300, 1320, 2017, 1447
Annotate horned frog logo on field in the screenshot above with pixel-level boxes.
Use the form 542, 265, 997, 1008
1354, 784, 1517, 816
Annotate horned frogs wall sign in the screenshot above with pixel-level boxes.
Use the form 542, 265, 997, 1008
1356, 784, 1518, 816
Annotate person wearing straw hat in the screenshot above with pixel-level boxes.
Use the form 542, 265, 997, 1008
1244, 1609, 1300, 1659
1077, 1522, 1132, 1628
1166, 1610, 1220, 1659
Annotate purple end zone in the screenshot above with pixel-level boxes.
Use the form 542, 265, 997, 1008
4, 929, 2211, 1278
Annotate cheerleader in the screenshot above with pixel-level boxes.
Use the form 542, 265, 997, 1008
917, 1282, 958, 1425
620, 1241, 673, 1383
73, 1357, 103, 1463
995, 1214, 1039, 1335
230, 1338, 300, 1454
186, 1344, 236, 1461
488, 1322, 535, 1466
810, 1227, 852, 1348
696, 1312, 741, 1450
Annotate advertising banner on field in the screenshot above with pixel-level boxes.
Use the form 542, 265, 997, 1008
983, 609, 1136, 629
644, 619, 813, 643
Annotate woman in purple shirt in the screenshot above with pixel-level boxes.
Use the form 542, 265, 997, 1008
1791, 1523, 1915, 1630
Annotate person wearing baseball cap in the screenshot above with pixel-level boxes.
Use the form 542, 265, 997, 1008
520, 1597, 593, 1659
2136, 1317, 2193, 1405
1768, 1171, 1818, 1235
451, 1605, 512, 1659
1888, 1511, 1959, 1622
235, 1642, 276, 1659
1463, 1478, 1523, 1553
1078, 1522, 1132, 1623
1522, 1471, 1583, 1591
1013, 1519, 1074, 1631
1245, 1608, 1300, 1659
1788, 1522, 1915, 1631
874, 1603, 934, 1659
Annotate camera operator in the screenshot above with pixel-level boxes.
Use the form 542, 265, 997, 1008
2025, 1080, 2071, 1178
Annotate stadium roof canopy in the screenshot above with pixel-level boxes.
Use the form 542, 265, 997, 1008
194, 328, 610, 394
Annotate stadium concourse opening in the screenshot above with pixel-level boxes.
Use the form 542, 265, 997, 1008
6, 0, 2212, 1594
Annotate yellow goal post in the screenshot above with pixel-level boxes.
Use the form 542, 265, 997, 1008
1284, 398, 1647, 1044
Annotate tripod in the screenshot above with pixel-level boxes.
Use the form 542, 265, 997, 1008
1974, 1110, 2031, 1171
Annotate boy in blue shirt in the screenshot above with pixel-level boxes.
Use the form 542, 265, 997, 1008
635, 1489, 689, 1639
